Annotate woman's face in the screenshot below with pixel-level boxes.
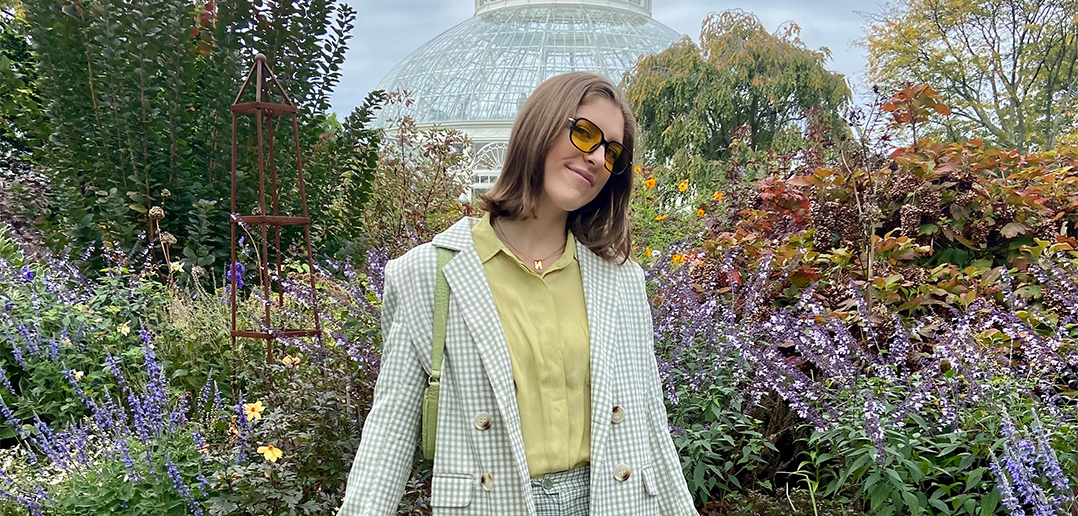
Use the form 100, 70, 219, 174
538, 98, 624, 215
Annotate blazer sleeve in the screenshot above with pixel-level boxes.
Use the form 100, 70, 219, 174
632, 265, 698, 515
339, 257, 427, 516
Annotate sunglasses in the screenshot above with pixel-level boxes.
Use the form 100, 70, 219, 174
567, 117, 630, 174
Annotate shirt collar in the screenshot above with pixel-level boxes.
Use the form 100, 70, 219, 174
471, 212, 577, 269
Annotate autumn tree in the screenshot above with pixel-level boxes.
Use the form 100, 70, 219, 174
624, 10, 851, 168
864, 0, 1078, 152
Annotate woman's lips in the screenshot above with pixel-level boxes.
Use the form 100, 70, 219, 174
567, 165, 593, 186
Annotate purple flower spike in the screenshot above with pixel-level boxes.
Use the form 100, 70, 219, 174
226, 262, 246, 289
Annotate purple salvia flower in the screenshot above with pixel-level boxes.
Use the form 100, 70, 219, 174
195, 377, 212, 414
863, 392, 886, 464
0, 398, 22, 436
233, 402, 251, 462
192, 430, 208, 460
0, 365, 15, 394
1031, 422, 1070, 495
117, 439, 140, 481
991, 450, 1027, 516
165, 459, 193, 500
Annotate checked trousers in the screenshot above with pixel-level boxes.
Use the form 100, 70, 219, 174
529, 464, 591, 516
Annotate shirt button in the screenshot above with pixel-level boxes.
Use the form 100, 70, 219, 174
541, 477, 553, 490
611, 405, 625, 424
613, 464, 631, 482
474, 412, 492, 430
481, 472, 494, 491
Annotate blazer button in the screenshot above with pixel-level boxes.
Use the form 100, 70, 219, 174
481, 472, 494, 491
474, 412, 492, 430
613, 464, 631, 482
611, 405, 625, 424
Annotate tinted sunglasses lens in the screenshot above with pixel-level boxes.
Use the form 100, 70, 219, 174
570, 119, 602, 152
606, 142, 628, 173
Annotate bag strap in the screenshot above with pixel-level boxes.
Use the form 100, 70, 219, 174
431, 248, 453, 383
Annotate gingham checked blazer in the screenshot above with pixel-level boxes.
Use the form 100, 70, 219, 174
339, 217, 696, 516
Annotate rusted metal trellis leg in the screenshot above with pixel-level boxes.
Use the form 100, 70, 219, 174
292, 112, 323, 341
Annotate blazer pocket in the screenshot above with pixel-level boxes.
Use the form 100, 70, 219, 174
431, 473, 476, 508
640, 464, 657, 497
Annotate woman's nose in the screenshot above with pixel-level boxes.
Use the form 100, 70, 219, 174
584, 144, 606, 167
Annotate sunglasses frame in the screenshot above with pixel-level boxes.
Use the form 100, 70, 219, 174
566, 117, 629, 175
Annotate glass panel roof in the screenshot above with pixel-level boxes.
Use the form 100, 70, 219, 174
374, 4, 679, 126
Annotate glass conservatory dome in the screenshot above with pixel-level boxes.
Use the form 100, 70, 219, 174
374, 0, 681, 126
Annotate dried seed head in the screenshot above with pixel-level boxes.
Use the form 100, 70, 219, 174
159, 232, 177, 246
149, 206, 165, 220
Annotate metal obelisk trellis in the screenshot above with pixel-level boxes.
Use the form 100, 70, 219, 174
230, 53, 322, 364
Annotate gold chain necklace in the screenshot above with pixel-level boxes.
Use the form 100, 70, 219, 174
493, 219, 565, 273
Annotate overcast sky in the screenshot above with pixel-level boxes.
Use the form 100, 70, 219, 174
329, 0, 891, 116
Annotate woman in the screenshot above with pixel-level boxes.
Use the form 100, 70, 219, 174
339, 72, 695, 515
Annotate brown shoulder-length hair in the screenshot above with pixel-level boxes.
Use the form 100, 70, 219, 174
477, 72, 636, 263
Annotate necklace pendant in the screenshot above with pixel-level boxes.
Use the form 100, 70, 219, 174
534, 260, 543, 271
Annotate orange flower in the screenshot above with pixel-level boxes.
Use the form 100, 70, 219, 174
671, 254, 686, 264
696, 208, 705, 217
633, 165, 642, 174
654, 214, 667, 221
257, 445, 283, 463
645, 178, 656, 189
678, 180, 689, 192
644, 246, 651, 257
243, 401, 264, 421
713, 191, 724, 201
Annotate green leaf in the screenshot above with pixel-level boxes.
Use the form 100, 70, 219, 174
980, 489, 1000, 515
964, 466, 985, 492
870, 482, 891, 508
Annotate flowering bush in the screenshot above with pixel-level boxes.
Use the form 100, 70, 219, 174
0, 221, 404, 515
648, 242, 1077, 513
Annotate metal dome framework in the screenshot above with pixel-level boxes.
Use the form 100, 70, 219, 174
374, 1, 680, 127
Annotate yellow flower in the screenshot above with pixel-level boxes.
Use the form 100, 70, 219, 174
281, 355, 301, 366
169, 261, 183, 273
671, 254, 686, 264
244, 401, 265, 421
644, 246, 651, 257
117, 323, 130, 336
645, 178, 656, 189
257, 445, 283, 463
633, 165, 642, 174
678, 180, 689, 192
654, 214, 667, 221
696, 208, 705, 217
73, 370, 84, 381
713, 191, 724, 201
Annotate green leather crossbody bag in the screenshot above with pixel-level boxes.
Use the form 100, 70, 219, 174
421, 248, 453, 461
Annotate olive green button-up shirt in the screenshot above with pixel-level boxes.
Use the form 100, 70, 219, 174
470, 213, 592, 478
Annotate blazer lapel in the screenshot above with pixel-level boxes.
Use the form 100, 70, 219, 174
438, 232, 534, 493
577, 242, 615, 478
